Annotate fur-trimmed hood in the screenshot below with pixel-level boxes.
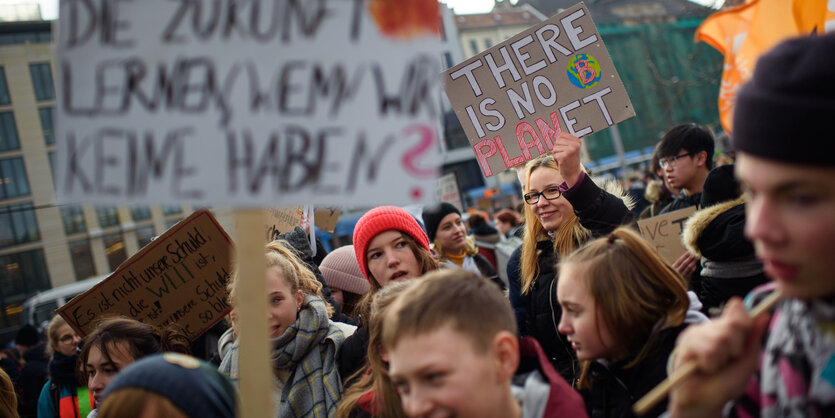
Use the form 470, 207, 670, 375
594, 175, 638, 212
683, 197, 752, 260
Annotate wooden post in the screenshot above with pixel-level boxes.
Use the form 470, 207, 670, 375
234, 209, 274, 417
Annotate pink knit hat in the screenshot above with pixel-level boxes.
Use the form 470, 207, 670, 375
352, 206, 430, 281
320, 245, 370, 295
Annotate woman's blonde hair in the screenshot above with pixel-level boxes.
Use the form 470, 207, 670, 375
559, 227, 689, 389
336, 280, 416, 418
519, 154, 590, 294
99, 388, 187, 418
46, 314, 69, 357
432, 235, 478, 260
0, 367, 17, 418
228, 240, 333, 318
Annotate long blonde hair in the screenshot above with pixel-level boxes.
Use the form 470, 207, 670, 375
520, 154, 591, 294
228, 240, 333, 318
433, 235, 478, 260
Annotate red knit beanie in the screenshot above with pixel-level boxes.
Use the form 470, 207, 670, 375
352, 206, 430, 282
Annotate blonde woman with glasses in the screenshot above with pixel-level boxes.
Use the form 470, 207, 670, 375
506, 131, 633, 384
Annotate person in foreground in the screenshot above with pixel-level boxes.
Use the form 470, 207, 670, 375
669, 33, 835, 417
382, 270, 587, 418
558, 227, 701, 417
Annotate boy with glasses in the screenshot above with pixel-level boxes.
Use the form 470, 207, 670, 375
656, 123, 715, 215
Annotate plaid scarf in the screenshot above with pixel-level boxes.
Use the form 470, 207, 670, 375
274, 295, 344, 417
218, 295, 345, 417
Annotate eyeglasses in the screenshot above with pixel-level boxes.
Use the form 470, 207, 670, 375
524, 186, 562, 205
659, 152, 693, 169
59, 334, 78, 344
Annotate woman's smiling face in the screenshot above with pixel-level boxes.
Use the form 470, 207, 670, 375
266, 266, 303, 338
528, 166, 573, 233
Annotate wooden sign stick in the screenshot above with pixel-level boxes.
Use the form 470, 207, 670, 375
235, 210, 274, 418
632, 289, 783, 415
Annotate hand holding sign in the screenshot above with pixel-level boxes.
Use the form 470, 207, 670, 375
553, 132, 583, 188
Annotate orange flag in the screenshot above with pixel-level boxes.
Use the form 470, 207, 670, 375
794, 0, 835, 34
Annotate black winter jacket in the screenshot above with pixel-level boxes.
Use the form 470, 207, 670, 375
508, 173, 633, 382
580, 325, 686, 418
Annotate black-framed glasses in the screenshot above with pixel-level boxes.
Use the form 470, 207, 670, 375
524, 186, 562, 205
659, 152, 693, 169
59, 334, 78, 344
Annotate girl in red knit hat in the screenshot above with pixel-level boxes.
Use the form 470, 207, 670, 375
339, 206, 440, 397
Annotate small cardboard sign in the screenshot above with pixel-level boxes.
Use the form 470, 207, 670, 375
265, 207, 305, 242
637, 206, 697, 265
314, 207, 341, 234
58, 209, 233, 341
443, 2, 635, 177
435, 173, 463, 212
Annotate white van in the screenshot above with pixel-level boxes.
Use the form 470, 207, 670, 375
21, 275, 107, 331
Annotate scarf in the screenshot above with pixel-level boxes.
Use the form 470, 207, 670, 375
273, 295, 345, 417
732, 287, 835, 417
49, 352, 80, 387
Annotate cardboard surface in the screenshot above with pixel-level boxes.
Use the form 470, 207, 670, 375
435, 173, 464, 212
314, 207, 341, 233
265, 207, 305, 242
58, 209, 233, 341
443, 2, 635, 177
55, 0, 443, 206
637, 206, 697, 265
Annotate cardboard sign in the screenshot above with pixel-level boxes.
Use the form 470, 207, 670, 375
637, 206, 697, 265
265, 207, 305, 242
443, 2, 635, 177
55, 0, 443, 206
314, 207, 341, 233
435, 172, 463, 212
58, 210, 233, 341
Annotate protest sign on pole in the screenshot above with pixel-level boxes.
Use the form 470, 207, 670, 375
265, 207, 305, 242
637, 206, 697, 265
443, 2, 635, 177
58, 209, 233, 341
435, 172, 464, 212
314, 207, 341, 234
55, 0, 443, 206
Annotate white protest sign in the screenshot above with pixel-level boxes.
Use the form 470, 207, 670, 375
435, 172, 463, 212
55, 0, 443, 206
443, 2, 635, 177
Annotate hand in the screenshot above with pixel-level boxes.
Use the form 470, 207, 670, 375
552, 132, 583, 188
672, 252, 699, 281
669, 299, 771, 418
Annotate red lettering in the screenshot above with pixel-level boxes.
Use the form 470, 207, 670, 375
473, 137, 498, 177
401, 124, 436, 177
535, 111, 563, 150
515, 122, 547, 160
496, 135, 525, 169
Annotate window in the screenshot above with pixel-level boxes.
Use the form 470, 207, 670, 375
0, 203, 40, 248
0, 111, 20, 151
136, 225, 155, 249
469, 39, 479, 55
103, 232, 127, 271
162, 205, 182, 216
484, 38, 493, 48
38, 107, 53, 145
165, 218, 182, 229
443, 52, 454, 70
96, 206, 120, 228
0, 157, 30, 199
29, 63, 54, 101
0, 249, 50, 305
130, 206, 151, 222
0, 67, 9, 105
61, 205, 87, 235
68, 239, 96, 280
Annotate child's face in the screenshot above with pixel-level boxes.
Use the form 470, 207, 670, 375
557, 263, 620, 361
266, 266, 303, 338
388, 325, 512, 418
86, 341, 136, 407
737, 153, 835, 299
366, 230, 422, 287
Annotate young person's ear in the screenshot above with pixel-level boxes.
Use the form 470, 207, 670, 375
295, 290, 304, 312
694, 150, 708, 167
492, 331, 520, 382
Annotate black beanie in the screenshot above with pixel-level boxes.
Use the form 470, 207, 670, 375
700, 164, 741, 208
733, 33, 835, 166
15, 324, 39, 346
422, 202, 461, 242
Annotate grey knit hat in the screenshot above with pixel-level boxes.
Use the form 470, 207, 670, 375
320, 245, 370, 296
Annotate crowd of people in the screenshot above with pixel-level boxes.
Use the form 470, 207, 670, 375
1, 33, 833, 418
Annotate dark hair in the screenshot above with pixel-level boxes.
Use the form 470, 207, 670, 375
657, 123, 715, 170
79, 318, 191, 384
467, 212, 487, 229
494, 209, 519, 227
